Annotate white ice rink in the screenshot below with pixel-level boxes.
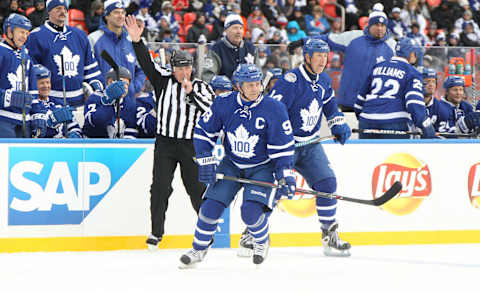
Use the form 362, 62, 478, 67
1, 244, 479, 293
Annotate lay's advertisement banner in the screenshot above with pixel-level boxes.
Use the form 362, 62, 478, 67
1, 140, 480, 250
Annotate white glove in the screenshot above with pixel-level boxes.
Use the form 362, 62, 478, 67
82, 82, 94, 98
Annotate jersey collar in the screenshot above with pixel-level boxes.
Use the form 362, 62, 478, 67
299, 64, 319, 84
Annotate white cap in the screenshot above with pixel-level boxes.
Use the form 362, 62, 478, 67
224, 14, 243, 29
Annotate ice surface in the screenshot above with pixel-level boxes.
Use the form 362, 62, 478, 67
1, 244, 479, 293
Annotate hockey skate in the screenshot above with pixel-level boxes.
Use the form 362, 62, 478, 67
237, 228, 254, 257
321, 222, 351, 257
253, 238, 270, 266
179, 248, 209, 269
146, 234, 161, 251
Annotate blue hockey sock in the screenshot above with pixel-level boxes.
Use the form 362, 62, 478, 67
193, 199, 225, 250
312, 177, 337, 229
241, 201, 269, 244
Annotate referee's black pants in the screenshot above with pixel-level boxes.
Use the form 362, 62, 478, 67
150, 135, 206, 238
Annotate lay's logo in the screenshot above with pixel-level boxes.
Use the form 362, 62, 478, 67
372, 153, 432, 216
468, 162, 480, 209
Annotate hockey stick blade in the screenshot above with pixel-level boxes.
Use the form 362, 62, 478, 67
216, 174, 403, 206
100, 50, 121, 138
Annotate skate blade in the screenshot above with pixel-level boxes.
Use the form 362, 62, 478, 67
178, 262, 198, 269
147, 243, 158, 251
323, 248, 351, 257
237, 247, 253, 257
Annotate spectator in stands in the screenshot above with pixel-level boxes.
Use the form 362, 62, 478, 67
210, 10, 226, 41
201, 13, 256, 81
173, 0, 188, 12
289, 7, 306, 32
431, 0, 462, 32
8, 0, 25, 16
447, 33, 466, 59
425, 21, 439, 46
155, 1, 179, 37
417, 0, 432, 21
28, 0, 47, 28
460, 22, 480, 46
407, 23, 428, 46
305, 5, 330, 36
330, 17, 343, 34
388, 7, 407, 40
262, 0, 280, 26
135, 0, 157, 34
187, 12, 210, 43
280, 0, 296, 21
86, 0, 104, 33
275, 15, 289, 42
400, 0, 427, 33
247, 5, 269, 33
287, 20, 307, 42
454, 10, 480, 35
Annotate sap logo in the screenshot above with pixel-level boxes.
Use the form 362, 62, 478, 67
8, 147, 145, 225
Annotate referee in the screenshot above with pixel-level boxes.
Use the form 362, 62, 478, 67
125, 15, 215, 249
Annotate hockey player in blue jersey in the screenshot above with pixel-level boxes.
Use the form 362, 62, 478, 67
136, 79, 156, 138
0, 13, 36, 138
287, 5, 396, 111
25, 0, 104, 111
88, 0, 146, 136
440, 76, 480, 135
238, 39, 352, 258
209, 75, 232, 96
83, 67, 137, 138
355, 37, 437, 139
179, 64, 295, 267
30, 64, 82, 138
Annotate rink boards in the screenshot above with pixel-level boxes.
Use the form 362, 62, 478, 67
1, 139, 480, 252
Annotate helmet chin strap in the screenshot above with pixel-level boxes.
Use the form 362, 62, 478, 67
6, 30, 21, 50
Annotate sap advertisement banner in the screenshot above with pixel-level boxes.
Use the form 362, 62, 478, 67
1, 140, 480, 252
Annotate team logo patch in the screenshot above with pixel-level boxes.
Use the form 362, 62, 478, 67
126, 53, 135, 63
284, 72, 297, 83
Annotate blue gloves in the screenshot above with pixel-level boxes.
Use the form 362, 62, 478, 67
328, 115, 351, 145
276, 169, 296, 199
2, 89, 33, 111
30, 113, 47, 138
102, 81, 126, 105
464, 112, 480, 130
90, 79, 104, 92
196, 152, 217, 184
68, 131, 82, 139
419, 118, 437, 138
47, 107, 73, 127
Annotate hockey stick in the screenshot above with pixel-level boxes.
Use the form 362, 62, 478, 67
159, 47, 166, 67
20, 49, 27, 138
60, 54, 69, 138
262, 71, 273, 94
352, 128, 477, 138
216, 174, 402, 206
100, 50, 121, 138
294, 135, 335, 147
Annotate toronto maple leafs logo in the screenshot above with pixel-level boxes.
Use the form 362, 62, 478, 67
7, 65, 23, 90
227, 124, 258, 159
300, 99, 322, 132
126, 53, 135, 63
53, 46, 80, 78
244, 53, 254, 64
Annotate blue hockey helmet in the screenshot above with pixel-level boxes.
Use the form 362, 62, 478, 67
210, 75, 233, 91
33, 64, 51, 80
422, 67, 437, 80
395, 37, 421, 59
268, 68, 283, 80
3, 13, 32, 34
443, 75, 465, 89
303, 38, 329, 58
232, 64, 263, 86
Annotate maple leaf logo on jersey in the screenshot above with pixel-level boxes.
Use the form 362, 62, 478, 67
53, 46, 80, 78
227, 124, 258, 159
244, 53, 255, 64
7, 65, 22, 90
300, 99, 322, 132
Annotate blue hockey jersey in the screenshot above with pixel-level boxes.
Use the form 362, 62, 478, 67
317, 28, 396, 108
83, 92, 138, 139
88, 25, 146, 100
356, 56, 428, 128
136, 91, 156, 138
0, 42, 36, 125
269, 64, 343, 143
194, 92, 294, 172
30, 97, 82, 138
440, 97, 474, 133
26, 22, 103, 107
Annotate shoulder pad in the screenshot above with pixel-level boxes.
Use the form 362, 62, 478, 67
30, 27, 41, 34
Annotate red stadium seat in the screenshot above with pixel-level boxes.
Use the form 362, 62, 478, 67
205, 23, 213, 33
319, 0, 338, 18
25, 7, 35, 16
184, 12, 197, 26
68, 9, 87, 33
427, 0, 442, 7
358, 16, 368, 30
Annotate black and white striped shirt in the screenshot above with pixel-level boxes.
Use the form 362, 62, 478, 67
132, 41, 214, 139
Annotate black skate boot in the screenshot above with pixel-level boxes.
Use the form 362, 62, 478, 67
253, 238, 270, 266
238, 228, 254, 257
321, 221, 351, 257
146, 234, 161, 251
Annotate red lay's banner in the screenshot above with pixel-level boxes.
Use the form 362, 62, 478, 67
468, 163, 480, 209
372, 153, 432, 216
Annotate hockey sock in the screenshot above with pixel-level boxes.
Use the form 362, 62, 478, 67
312, 177, 338, 229
193, 199, 225, 250
241, 200, 269, 244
